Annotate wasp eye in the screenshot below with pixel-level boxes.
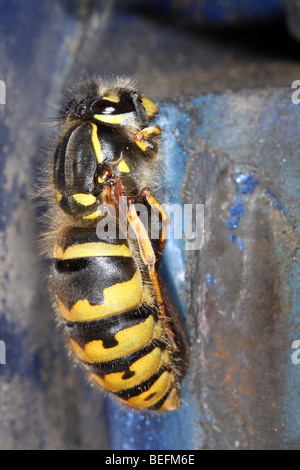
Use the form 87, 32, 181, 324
92, 100, 116, 115
92, 98, 136, 115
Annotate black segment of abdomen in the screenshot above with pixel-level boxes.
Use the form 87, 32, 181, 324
114, 368, 168, 400
52, 255, 136, 310
65, 304, 158, 349
86, 342, 164, 379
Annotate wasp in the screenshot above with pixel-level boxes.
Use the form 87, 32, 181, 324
43, 76, 188, 411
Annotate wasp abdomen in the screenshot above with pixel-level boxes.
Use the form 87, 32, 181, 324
53, 227, 143, 321
52, 226, 179, 410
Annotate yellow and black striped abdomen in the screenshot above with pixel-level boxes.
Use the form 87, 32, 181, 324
52, 227, 179, 410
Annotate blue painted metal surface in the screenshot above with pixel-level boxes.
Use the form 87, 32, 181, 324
104, 88, 300, 450
181, 89, 300, 449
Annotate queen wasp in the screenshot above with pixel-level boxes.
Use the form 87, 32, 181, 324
43, 77, 188, 411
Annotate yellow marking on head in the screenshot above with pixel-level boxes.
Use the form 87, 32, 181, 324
93, 114, 127, 125
141, 97, 158, 117
117, 159, 130, 173
83, 209, 102, 220
103, 94, 120, 103
159, 387, 180, 411
125, 371, 175, 409
98, 176, 105, 183
54, 241, 132, 260
73, 193, 96, 206
90, 122, 103, 163
58, 271, 143, 322
73, 315, 155, 362
92, 347, 163, 392
55, 192, 62, 203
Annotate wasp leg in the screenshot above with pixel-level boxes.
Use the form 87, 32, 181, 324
141, 187, 170, 265
127, 197, 156, 266
134, 126, 162, 153
138, 190, 189, 377
127, 199, 177, 351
